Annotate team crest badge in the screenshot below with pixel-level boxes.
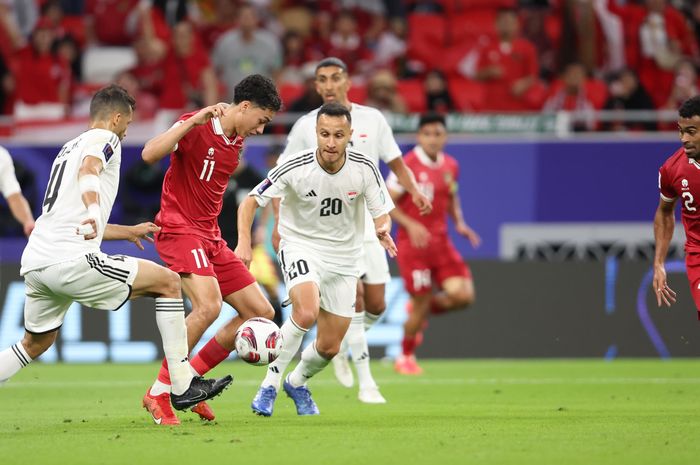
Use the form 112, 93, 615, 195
347, 190, 358, 201
207, 147, 215, 159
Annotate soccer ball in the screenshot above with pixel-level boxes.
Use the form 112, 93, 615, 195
234, 317, 283, 366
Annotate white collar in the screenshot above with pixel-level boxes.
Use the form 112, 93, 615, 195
414, 145, 444, 168
212, 117, 235, 145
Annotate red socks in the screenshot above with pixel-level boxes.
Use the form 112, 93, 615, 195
190, 337, 231, 376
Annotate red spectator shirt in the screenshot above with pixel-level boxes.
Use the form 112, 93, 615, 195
387, 146, 459, 239
659, 147, 700, 254
155, 112, 244, 240
476, 38, 539, 111
14, 47, 70, 104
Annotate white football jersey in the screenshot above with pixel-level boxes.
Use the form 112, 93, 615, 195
21, 128, 122, 274
251, 149, 394, 273
0, 145, 21, 198
279, 103, 402, 240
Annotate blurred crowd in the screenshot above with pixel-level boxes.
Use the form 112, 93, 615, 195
2, 0, 700, 130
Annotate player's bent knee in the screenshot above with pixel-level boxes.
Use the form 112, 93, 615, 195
314, 342, 339, 360
258, 304, 275, 321
454, 291, 475, 309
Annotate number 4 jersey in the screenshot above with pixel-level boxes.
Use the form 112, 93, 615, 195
21, 128, 121, 274
251, 149, 395, 273
659, 147, 700, 253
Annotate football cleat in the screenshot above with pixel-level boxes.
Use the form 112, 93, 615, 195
170, 375, 233, 411
358, 386, 387, 404
191, 401, 215, 421
331, 352, 354, 388
394, 355, 423, 375
283, 376, 320, 416
143, 391, 180, 425
251, 385, 278, 417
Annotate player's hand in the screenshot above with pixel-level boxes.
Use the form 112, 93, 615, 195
23, 220, 35, 237
407, 222, 430, 249
456, 222, 481, 248
411, 191, 432, 216
234, 242, 253, 269
127, 222, 160, 250
191, 103, 228, 126
376, 226, 398, 257
76, 218, 98, 240
652, 265, 677, 307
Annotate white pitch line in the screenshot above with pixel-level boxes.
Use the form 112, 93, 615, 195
3, 377, 700, 389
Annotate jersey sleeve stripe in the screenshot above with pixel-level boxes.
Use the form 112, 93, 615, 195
660, 193, 676, 202
269, 156, 315, 182
348, 154, 382, 187
268, 152, 314, 179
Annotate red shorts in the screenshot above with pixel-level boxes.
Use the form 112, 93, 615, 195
154, 232, 255, 297
396, 236, 471, 296
685, 253, 700, 319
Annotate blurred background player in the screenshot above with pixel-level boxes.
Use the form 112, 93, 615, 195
140, 74, 281, 425
387, 113, 480, 375
0, 145, 35, 237
0, 85, 232, 412
239, 103, 397, 416
653, 95, 700, 314
275, 57, 431, 404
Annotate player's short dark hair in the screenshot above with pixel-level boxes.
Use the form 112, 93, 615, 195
233, 74, 282, 112
419, 112, 446, 129
679, 96, 700, 119
89, 84, 135, 120
317, 102, 352, 125
316, 57, 348, 74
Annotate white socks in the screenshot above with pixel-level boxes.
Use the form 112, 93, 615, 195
261, 317, 308, 390
364, 311, 381, 330
346, 311, 376, 389
155, 298, 192, 396
0, 342, 32, 385
287, 342, 330, 387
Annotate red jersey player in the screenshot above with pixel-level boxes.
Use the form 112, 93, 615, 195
387, 113, 481, 375
652, 96, 700, 314
140, 74, 282, 425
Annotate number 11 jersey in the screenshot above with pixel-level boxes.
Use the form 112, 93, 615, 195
155, 112, 244, 240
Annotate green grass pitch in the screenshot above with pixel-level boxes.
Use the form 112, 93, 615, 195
1, 359, 699, 465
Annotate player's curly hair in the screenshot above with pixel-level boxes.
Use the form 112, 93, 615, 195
679, 96, 700, 119
234, 74, 282, 112
90, 84, 135, 120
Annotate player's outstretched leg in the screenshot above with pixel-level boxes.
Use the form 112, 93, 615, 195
0, 331, 57, 386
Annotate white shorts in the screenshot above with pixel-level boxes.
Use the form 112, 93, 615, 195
359, 238, 390, 285
23, 252, 138, 333
278, 245, 357, 318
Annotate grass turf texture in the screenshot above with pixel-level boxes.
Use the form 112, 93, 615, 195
1, 360, 699, 465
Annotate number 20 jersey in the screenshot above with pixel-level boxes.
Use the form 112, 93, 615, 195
21, 128, 121, 274
659, 147, 700, 253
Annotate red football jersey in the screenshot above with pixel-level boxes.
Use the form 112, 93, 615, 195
388, 147, 459, 240
155, 112, 244, 240
659, 147, 700, 253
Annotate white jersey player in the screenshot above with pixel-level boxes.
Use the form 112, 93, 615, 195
0, 145, 35, 236
0, 85, 232, 414
273, 57, 431, 404
236, 103, 397, 416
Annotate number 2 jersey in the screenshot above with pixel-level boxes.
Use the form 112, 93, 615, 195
155, 112, 244, 240
21, 128, 121, 274
659, 147, 700, 254
250, 149, 395, 274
